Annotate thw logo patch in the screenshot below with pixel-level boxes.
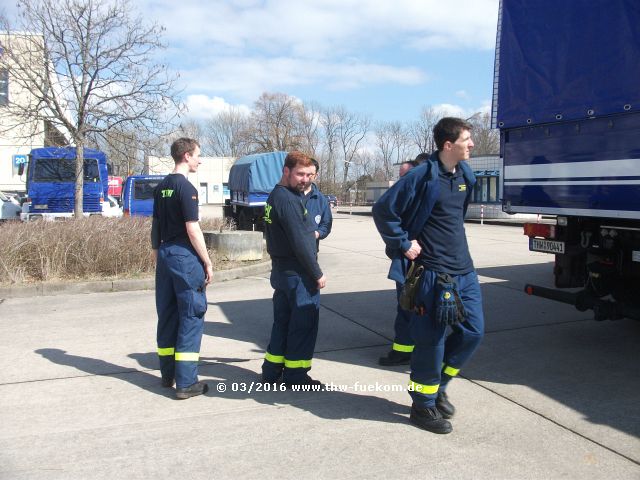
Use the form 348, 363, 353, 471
264, 203, 273, 224
458, 184, 467, 192
161, 189, 174, 198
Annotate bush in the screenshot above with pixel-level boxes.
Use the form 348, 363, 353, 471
0, 216, 241, 285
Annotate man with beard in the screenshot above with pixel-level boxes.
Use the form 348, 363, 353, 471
261, 151, 327, 387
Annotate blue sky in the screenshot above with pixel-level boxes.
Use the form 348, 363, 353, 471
144, 0, 500, 123
4, 0, 500, 123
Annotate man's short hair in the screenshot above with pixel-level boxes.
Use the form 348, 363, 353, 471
433, 117, 473, 151
414, 153, 429, 164
310, 158, 320, 173
171, 138, 200, 163
284, 151, 313, 169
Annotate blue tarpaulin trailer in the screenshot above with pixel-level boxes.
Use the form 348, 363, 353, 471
494, 0, 640, 320
226, 151, 286, 230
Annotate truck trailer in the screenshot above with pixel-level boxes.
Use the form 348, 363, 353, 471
494, 0, 640, 320
225, 151, 286, 231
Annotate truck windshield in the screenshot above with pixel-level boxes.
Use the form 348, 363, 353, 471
33, 158, 100, 182
134, 179, 161, 200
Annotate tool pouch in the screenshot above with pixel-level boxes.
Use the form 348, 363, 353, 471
399, 262, 424, 311
434, 273, 467, 325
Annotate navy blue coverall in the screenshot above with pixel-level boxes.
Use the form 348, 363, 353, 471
262, 184, 324, 384
152, 174, 207, 389
372, 152, 484, 408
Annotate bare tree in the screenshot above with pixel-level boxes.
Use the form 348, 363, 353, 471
336, 107, 371, 198
318, 106, 340, 192
244, 92, 305, 153
375, 120, 412, 180
467, 111, 500, 155
409, 106, 440, 154
0, 0, 182, 216
297, 101, 321, 159
203, 107, 250, 157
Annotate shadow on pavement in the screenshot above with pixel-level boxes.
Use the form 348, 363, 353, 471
35, 348, 174, 398
207, 261, 640, 439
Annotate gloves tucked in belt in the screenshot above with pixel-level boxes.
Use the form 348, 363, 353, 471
434, 273, 467, 325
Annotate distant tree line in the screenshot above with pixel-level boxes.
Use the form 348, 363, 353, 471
173, 92, 499, 200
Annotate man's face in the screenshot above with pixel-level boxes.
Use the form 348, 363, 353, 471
399, 163, 413, 177
284, 163, 315, 192
186, 146, 201, 173
447, 129, 474, 162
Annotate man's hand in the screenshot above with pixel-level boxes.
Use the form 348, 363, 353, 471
315, 231, 320, 239
152, 249, 158, 263
204, 263, 214, 286
316, 274, 327, 289
403, 239, 422, 260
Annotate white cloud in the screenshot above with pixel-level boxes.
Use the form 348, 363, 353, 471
184, 57, 426, 101
455, 90, 470, 99
146, 0, 498, 56
184, 94, 250, 119
432, 102, 491, 119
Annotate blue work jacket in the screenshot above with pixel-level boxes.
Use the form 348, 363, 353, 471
372, 152, 476, 283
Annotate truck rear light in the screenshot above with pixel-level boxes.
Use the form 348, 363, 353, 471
124, 209, 130, 217
524, 223, 556, 239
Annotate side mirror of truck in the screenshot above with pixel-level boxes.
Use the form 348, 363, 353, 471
18, 164, 24, 176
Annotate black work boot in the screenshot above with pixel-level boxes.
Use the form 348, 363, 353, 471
409, 404, 453, 434
284, 375, 324, 391
161, 377, 175, 388
436, 391, 455, 419
378, 350, 411, 366
175, 381, 209, 400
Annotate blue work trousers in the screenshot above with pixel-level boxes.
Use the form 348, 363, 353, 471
156, 242, 207, 389
392, 281, 414, 353
409, 270, 484, 408
262, 268, 320, 383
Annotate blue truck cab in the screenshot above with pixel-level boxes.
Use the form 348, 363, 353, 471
122, 174, 166, 217
21, 146, 109, 221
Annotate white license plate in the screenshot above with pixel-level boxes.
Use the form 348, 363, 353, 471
530, 238, 565, 254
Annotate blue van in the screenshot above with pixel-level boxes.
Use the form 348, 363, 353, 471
122, 174, 166, 216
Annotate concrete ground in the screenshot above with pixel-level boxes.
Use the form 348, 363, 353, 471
0, 213, 638, 479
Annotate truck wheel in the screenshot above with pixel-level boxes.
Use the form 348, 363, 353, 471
238, 210, 252, 230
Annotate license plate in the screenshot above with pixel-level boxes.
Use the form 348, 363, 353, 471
530, 238, 565, 254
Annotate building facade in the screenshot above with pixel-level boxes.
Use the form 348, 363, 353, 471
147, 155, 235, 205
0, 33, 68, 194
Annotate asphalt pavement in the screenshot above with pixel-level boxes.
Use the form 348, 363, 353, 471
1, 213, 638, 479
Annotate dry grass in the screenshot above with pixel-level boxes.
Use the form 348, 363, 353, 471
0, 216, 251, 285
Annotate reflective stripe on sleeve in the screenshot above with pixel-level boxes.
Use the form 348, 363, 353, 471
157, 347, 175, 356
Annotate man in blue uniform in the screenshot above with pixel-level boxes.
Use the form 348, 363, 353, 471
261, 151, 327, 386
304, 158, 332, 249
373, 118, 484, 434
151, 138, 213, 400
378, 157, 419, 366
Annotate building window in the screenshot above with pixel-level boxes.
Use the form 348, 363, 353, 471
0, 69, 8, 106
472, 170, 500, 203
